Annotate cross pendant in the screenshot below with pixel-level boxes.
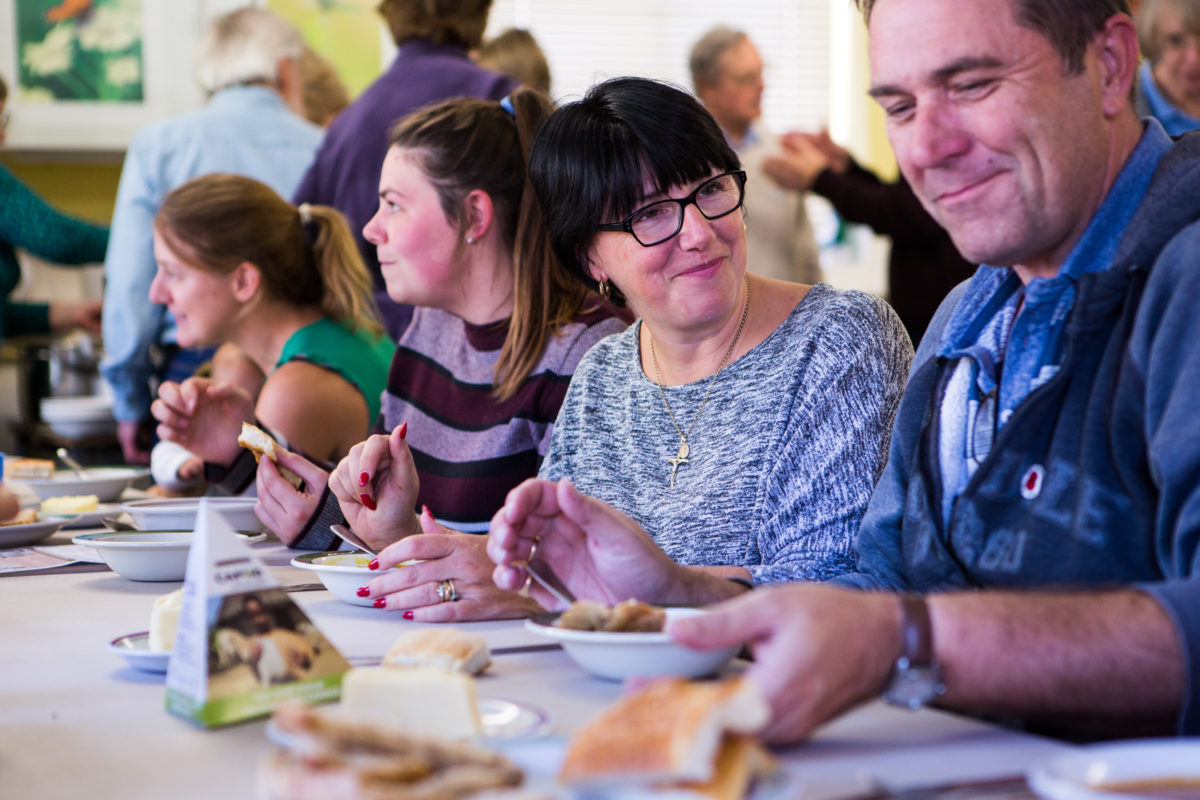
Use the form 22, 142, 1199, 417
667, 438, 690, 489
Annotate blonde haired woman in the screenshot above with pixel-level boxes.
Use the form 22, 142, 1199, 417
149, 174, 394, 469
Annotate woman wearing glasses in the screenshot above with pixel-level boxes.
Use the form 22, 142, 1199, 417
488, 77, 913, 600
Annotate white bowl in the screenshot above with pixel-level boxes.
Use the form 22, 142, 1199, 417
21, 467, 148, 502
72, 529, 264, 581
121, 497, 263, 532
291, 552, 381, 607
40, 395, 117, 438
72, 530, 194, 581
1028, 738, 1200, 800
524, 607, 739, 681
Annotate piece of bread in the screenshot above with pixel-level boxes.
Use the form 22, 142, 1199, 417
559, 677, 770, 790
555, 598, 666, 633
148, 588, 184, 652
237, 422, 302, 487
0, 508, 38, 527
382, 629, 491, 676
40, 494, 100, 515
4, 458, 54, 480
258, 702, 523, 800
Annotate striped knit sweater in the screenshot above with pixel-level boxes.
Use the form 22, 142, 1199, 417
294, 302, 627, 548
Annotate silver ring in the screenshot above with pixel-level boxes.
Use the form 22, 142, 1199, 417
437, 579, 459, 603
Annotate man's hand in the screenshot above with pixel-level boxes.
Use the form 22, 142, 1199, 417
117, 419, 152, 466
49, 299, 102, 334
669, 584, 902, 744
150, 377, 254, 467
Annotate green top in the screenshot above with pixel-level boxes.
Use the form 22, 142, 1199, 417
0, 163, 109, 338
276, 317, 395, 424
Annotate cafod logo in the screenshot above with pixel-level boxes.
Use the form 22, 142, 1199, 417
213, 557, 262, 587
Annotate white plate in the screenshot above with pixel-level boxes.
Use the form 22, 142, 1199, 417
565, 769, 793, 800
1028, 738, 1200, 799
43, 502, 123, 530
19, 467, 148, 502
524, 607, 738, 681
265, 697, 551, 745
107, 631, 169, 674
0, 517, 66, 548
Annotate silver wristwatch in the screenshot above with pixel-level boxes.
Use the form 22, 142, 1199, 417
882, 593, 946, 710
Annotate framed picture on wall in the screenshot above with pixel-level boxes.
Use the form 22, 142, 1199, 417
0, 0, 204, 152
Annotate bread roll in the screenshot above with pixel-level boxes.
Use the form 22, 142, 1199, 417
0, 508, 38, 527
559, 677, 771, 793
382, 629, 491, 676
237, 422, 302, 487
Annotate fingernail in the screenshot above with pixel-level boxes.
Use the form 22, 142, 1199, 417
373, 597, 386, 608
402, 610, 413, 620
356, 585, 370, 597
421, 504, 432, 519
368, 558, 379, 570
360, 494, 377, 511
359, 472, 369, 487
398, 421, 408, 440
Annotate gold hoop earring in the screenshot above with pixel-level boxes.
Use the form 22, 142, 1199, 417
598, 279, 611, 301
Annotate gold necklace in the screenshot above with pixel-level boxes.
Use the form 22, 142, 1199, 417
648, 276, 750, 489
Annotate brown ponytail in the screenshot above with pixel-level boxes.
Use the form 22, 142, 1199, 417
388, 86, 594, 401
156, 174, 382, 337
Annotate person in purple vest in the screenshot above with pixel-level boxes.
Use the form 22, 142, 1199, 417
291, 0, 517, 343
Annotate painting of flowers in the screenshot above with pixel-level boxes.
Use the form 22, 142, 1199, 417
16, 0, 144, 102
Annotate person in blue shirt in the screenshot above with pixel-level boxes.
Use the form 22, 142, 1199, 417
489, 0, 1200, 745
100, 8, 321, 466
1135, 0, 1200, 133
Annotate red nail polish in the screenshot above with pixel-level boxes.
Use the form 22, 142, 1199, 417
373, 597, 386, 608
402, 610, 414, 620
398, 421, 408, 440
421, 504, 431, 518
360, 494, 377, 510
356, 586, 370, 597
368, 558, 379, 570
359, 472, 369, 487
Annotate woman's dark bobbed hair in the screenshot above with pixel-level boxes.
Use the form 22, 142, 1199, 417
528, 77, 740, 299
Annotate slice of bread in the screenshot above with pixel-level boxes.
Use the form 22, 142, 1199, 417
237, 423, 302, 487
559, 677, 770, 788
0, 508, 38, 527
5, 458, 54, 480
382, 628, 492, 676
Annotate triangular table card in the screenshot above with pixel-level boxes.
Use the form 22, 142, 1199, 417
166, 499, 349, 727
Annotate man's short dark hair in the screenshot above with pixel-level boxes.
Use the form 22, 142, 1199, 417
855, 0, 1131, 73
376, 0, 492, 50
528, 77, 740, 296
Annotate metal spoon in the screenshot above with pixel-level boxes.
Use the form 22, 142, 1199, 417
101, 515, 137, 531
329, 523, 378, 556
524, 554, 576, 607
56, 447, 88, 479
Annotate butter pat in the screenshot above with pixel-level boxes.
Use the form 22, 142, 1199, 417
340, 666, 483, 740
41, 494, 100, 515
149, 589, 184, 652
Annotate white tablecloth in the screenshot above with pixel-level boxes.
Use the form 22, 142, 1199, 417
0, 530, 1073, 799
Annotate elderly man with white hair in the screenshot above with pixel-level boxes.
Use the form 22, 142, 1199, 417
100, 8, 322, 466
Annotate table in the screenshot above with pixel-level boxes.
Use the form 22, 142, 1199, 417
0, 529, 1075, 799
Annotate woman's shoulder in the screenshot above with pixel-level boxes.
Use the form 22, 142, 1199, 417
545, 301, 633, 375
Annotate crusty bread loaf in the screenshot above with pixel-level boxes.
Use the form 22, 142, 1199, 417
4, 458, 54, 480
559, 677, 770, 791
382, 629, 491, 676
0, 508, 38, 527
237, 422, 302, 487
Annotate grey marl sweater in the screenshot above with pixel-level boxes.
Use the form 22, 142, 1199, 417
540, 283, 913, 583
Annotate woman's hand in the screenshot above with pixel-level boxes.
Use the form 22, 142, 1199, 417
48, 299, 102, 334
362, 508, 545, 621
151, 377, 254, 466
327, 423, 420, 551
254, 449, 331, 547
487, 478, 690, 609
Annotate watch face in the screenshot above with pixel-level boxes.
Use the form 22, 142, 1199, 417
883, 662, 945, 711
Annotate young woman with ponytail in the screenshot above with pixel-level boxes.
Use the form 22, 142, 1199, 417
199, 87, 626, 620
148, 173, 394, 467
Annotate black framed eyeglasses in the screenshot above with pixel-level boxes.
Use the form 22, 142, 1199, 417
597, 170, 747, 247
